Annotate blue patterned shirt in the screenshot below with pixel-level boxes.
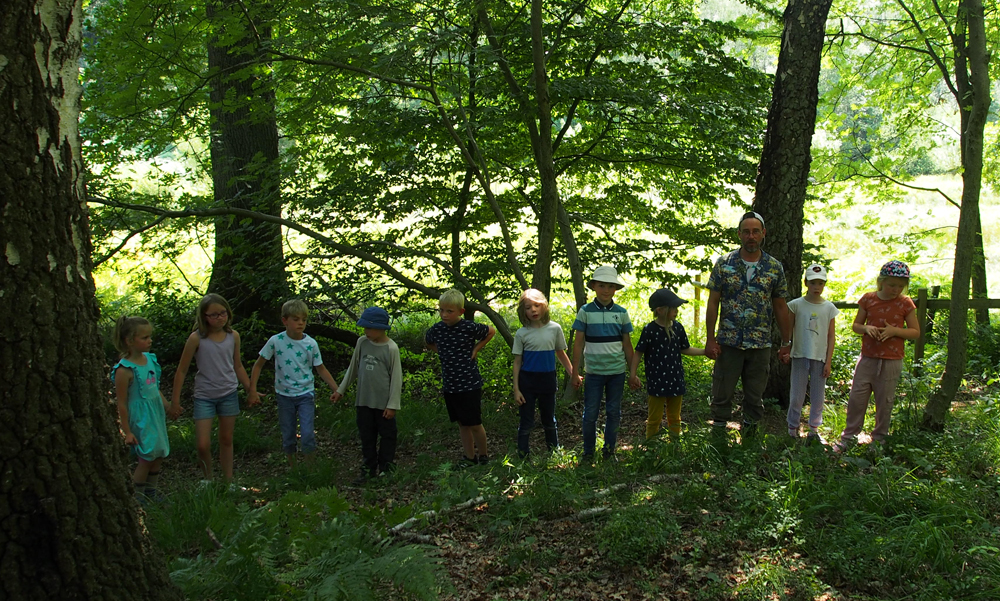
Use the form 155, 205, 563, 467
707, 249, 788, 350
258, 332, 324, 396
425, 319, 491, 393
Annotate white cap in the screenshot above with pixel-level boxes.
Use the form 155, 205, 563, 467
804, 264, 828, 281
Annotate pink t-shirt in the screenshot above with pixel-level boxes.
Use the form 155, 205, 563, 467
858, 292, 916, 360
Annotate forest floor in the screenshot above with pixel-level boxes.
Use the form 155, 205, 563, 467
152, 368, 905, 601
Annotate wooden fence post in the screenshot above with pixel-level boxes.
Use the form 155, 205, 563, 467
914, 287, 928, 376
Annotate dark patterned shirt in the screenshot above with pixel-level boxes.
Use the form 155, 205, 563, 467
707, 249, 788, 350
635, 321, 690, 397
425, 319, 491, 393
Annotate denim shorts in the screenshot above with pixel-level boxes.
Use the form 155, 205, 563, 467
193, 390, 240, 420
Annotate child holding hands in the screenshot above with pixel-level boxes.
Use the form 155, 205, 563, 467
512, 289, 573, 457
425, 289, 496, 466
784, 265, 838, 442
572, 266, 636, 461
172, 294, 251, 481
629, 288, 706, 439
111, 316, 171, 501
249, 299, 339, 466
833, 261, 919, 452
332, 307, 402, 484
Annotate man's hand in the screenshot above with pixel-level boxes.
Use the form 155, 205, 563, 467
705, 339, 721, 360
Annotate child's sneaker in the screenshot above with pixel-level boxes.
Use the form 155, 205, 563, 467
352, 468, 376, 485
477, 454, 490, 465
788, 428, 800, 439
455, 455, 478, 469
806, 431, 824, 446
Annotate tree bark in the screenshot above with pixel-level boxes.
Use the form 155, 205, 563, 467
971, 212, 988, 324
922, 0, 990, 429
206, 0, 287, 321
751, 0, 833, 406
0, 0, 180, 598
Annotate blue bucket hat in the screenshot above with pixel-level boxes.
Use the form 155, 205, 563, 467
649, 288, 687, 310
357, 307, 391, 330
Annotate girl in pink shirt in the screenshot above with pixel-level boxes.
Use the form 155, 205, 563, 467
833, 261, 920, 452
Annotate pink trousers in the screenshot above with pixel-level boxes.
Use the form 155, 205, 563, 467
839, 356, 902, 443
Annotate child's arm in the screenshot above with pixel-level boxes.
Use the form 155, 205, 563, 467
385, 347, 403, 418
170, 331, 200, 419
824, 316, 836, 378
570, 331, 585, 389
332, 344, 361, 403
471, 325, 496, 360
681, 346, 706, 356
622, 332, 637, 383
248, 356, 268, 406
882, 309, 920, 341
628, 350, 643, 390
852, 306, 877, 338
314, 364, 340, 401
555, 349, 573, 376
232, 331, 252, 392
114, 366, 137, 446
512, 354, 525, 405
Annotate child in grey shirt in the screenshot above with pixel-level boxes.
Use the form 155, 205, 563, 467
333, 307, 402, 484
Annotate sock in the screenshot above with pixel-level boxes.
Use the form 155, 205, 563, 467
133, 480, 147, 495
145, 471, 160, 493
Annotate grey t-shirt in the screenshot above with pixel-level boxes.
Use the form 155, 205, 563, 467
339, 337, 402, 410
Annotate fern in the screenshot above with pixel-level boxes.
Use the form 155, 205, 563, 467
169, 487, 447, 600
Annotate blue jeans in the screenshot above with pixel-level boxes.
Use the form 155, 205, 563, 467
582, 372, 626, 456
276, 392, 316, 454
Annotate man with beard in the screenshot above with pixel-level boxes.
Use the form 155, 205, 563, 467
705, 212, 792, 438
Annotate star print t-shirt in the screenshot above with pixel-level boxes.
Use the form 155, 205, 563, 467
635, 320, 690, 397
258, 332, 325, 396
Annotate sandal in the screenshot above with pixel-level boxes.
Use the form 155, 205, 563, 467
831, 440, 850, 453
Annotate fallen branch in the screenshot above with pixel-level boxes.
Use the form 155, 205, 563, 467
388, 496, 486, 536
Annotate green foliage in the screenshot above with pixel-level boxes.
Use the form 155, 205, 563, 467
165, 487, 448, 600
597, 496, 681, 566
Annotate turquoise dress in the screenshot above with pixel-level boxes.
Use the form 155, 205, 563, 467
111, 353, 170, 461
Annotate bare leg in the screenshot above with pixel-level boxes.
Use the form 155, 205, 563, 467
217, 415, 236, 481
469, 424, 488, 457
194, 418, 214, 479
458, 425, 476, 459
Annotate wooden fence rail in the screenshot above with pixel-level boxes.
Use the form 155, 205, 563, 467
832, 288, 1000, 375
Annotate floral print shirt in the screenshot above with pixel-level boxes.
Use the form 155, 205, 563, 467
707, 249, 789, 350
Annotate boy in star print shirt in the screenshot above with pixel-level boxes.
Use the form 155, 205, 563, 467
249, 299, 339, 466
629, 289, 707, 439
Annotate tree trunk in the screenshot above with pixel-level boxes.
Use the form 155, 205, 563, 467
206, 0, 286, 322
751, 0, 833, 407
528, 0, 559, 298
922, 0, 990, 429
971, 212, 988, 324
0, 1, 180, 598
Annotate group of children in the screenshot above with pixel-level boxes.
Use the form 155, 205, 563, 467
111, 260, 919, 498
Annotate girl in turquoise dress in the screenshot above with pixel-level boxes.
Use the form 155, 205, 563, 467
111, 316, 170, 501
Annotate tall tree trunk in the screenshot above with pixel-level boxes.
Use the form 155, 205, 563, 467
971, 212, 988, 324
0, 1, 180, 598
528, 0, 559, 297
206, 0, 286, 321
922, 0, 990, 429
751, 0, 833, 406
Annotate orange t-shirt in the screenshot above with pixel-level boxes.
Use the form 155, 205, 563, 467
858, 292, 916, 360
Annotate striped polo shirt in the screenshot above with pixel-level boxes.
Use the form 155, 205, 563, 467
572, 299, 633, 375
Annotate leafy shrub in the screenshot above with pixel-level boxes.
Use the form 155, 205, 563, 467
597, 496, 681, 566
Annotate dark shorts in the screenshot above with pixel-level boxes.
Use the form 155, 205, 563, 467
443, 388, 483, 426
